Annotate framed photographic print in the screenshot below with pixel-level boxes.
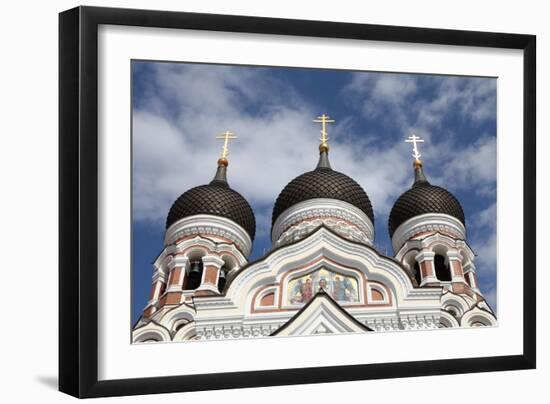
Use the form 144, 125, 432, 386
59, 6, 536, 398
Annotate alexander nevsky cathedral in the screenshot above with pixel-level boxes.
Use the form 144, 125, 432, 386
132, 114, 497, 343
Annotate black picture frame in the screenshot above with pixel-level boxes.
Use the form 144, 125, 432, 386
59, 5, 536, 398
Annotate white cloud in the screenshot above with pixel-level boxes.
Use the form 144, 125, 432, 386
472, 202, 497, 231
132, 64, 318, 224
416, 77, 496, 128
329, 138, 411, 217
132, 64, 417, 233
464, 202, 497, 311
345, 73, 496, 134
133, 63, 497, 273
469, 202, 497, 274
341, 73, 498, 233
344, 73, 418, 130
481, 285, 497, 314
434, 135, 497, 196
351, 73, 418, 103
474, 232, 497, 271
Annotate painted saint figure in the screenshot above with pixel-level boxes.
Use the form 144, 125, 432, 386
290, 279, 304, 304
301, 278, 313, 302
343, 278, 357, 302
333, 276, 346, 301
318, 277, 329, 293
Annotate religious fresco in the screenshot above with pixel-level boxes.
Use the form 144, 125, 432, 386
287, 268, 359, 305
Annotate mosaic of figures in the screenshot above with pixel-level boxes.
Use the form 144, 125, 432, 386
287, 268, 359, 305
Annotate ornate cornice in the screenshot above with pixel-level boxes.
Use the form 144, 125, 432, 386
272, 198, 375, 246
392, 213, 466, 253
165, 214, 253, 257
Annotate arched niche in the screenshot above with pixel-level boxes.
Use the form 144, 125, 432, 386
218, 254, 238, 292
185, 248, 206, 290
439, 310, 460, 328
432, 245, 451, 282
252, 286, 279, 311
133, 322, 171, 343
402, 249, 421, 286
461, 307, 497, 327
366, 281, 391, 305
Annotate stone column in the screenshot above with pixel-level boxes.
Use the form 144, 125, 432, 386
447, 250, 465, 283
163, 256, 189, 305
144, 271, 167, 317
196, 255, 225, 295
166, 256, 189, 292
463, 262, 480, 293
415, 251, 437, 286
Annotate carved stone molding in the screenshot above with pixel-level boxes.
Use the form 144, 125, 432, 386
165, 214, 252, 256
392, 213, 466, 253
272, 198, 374, 247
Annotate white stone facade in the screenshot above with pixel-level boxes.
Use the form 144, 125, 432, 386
133, 224, 496, 343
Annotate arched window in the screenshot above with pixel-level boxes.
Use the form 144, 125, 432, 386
218, 255, 236, 293
446, 305, 459, 318
186, 259, 203, 290
413, 261, 422, 285
403, 250, 421, 286
434, 254, 451, 282
218, 266, 228, 292
174, 321, 189, 333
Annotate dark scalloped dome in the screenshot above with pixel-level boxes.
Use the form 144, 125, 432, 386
388, 182, 465, 237
272, 165, 374, 225
166, 177, 256, 240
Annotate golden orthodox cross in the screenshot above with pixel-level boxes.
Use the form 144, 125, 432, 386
405, 134, 424, 160
313, 114, 335, 147
216, 131, 238, 159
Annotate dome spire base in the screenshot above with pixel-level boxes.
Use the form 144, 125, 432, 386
316, 149, 332, 170
412, 160, 430, 187
211, 131, 236, 186
210, 162, 229, 186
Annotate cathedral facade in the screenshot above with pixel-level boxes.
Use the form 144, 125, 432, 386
132, 115, 497, 343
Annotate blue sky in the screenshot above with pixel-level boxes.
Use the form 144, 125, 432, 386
131, 60, 497, 324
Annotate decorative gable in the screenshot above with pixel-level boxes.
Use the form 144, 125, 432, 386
272, 291, 372, 337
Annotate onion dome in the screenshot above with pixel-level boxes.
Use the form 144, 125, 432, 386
272, 149, 374, 225
388, 159, 465, 238
166, 158, 256, 241
271, 114, 374, 246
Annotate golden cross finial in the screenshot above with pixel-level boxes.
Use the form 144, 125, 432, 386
405, 133, 425, 168
405, 133, 425, 161
216, 131, 238, 159
313, 114, 335, 149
